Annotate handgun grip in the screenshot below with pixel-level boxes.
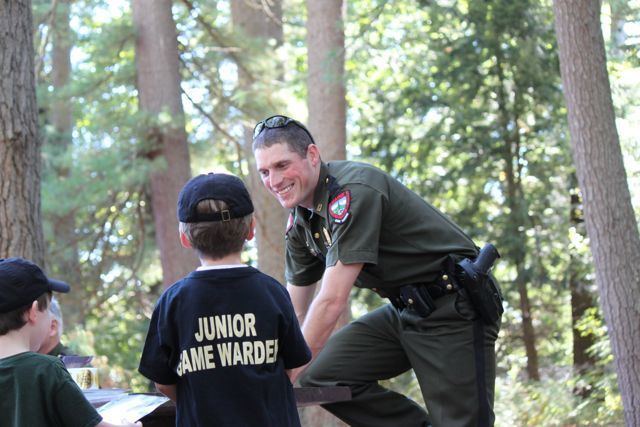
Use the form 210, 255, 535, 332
473, 243, 500, 273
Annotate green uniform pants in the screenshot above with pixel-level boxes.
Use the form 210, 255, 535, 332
300, 291, 500, 427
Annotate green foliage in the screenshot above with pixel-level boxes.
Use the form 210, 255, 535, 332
495, 307, 623, 426
31, 0, 638, 423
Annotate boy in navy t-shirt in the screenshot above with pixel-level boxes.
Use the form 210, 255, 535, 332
138, 173, 311, 427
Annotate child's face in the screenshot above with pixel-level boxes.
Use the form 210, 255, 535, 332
30, 301, 53, 351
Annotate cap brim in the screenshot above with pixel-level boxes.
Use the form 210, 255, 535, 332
48, 278, 70, 293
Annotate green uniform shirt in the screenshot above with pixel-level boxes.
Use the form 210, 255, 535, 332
285, 161, 478, 289
48, 341, 74, 357
0, 352, 102, 427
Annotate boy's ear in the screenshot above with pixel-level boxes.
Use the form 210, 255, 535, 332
26, 300, 40, 324
179, 231, 192, 249
247, 217, 256, 241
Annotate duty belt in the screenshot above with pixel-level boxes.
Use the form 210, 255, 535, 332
372, 272, 459, 318
372, 244, 504, 323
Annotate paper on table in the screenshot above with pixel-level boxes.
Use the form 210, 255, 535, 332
61, 355, 93, 368
97, 393, 170, 423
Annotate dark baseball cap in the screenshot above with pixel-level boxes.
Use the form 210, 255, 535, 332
0, 258, 70, 313
177, 173, 254, 223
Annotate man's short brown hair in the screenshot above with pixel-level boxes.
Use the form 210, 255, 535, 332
252, 123, 315, 158
180, 199, 252, 260
0, 292, 50, 336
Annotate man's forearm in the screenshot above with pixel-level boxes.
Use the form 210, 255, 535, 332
300, 262, 362, 359
302, 293, 348, 357
287, 282, 317, 325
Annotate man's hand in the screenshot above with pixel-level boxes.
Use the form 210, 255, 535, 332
286, 363, 309, 384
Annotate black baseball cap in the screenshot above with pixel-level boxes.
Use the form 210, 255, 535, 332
0, 258, 70, 313
177, 173, 254, 223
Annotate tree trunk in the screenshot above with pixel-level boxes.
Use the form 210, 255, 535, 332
307, 0, 346, 161
132, 0, 197, 288
47, 0, 84, 326
301, 1, 348, 425
568, 182, 599, 397
0, 0, 45, 265
494, 48, 540, 381
554, 1, 640, 424
231, 0, 287, 284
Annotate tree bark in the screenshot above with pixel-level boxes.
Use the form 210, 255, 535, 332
301, 1, 348, 425
307, 0, 346, 161
231, 0, 287, 284
554, 1, 640, 424
493, 46, 540, 381
568, 184, 599, 396
132, 0, 197, 288
48, 0, 85, 326
0, 0, 46, 265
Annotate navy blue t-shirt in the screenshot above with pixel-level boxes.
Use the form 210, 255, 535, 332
138, 266, 311, 427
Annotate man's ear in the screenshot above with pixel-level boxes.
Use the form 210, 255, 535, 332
247, 216, 256, 241
179, 231, 192, 249
49, 318, 59, 337
306, 144, 321, 166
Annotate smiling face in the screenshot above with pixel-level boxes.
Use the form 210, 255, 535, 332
254, 142, 321, 210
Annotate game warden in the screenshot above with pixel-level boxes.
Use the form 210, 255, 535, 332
253, 115, 503, 427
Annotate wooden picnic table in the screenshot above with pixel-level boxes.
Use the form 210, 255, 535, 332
86, 386, 351, 426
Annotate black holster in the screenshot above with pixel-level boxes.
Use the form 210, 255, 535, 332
450, 244, 504, 324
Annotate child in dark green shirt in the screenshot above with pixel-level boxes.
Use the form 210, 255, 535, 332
0, 257, 139, 427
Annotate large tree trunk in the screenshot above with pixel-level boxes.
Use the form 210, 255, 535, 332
554, 1, 640, 424
301, 1, 348, 426
307, 0, 346, 162
132, 0, 197, 288
231, 0, 287, 283
0, 0, 46, 265
48, 0, 84, 326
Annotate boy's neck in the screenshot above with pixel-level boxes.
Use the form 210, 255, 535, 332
0, 331, 31, 359
200, 252, 244, 267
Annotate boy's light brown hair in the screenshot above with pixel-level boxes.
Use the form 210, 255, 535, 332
180, 199, 252, 259
177, 173, 255, 260
0, 293, 50, 336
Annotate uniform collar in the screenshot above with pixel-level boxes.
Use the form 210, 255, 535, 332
294, 162, 330, 225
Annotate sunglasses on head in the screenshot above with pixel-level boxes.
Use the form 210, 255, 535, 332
252, 115, 315, 144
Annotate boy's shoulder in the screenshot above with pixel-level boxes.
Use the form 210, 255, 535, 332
1, 351, 63, 368
1, 351, 67, 380
172, 266, 283, 288
1, 351, 61, 365
156, 266, 289, 305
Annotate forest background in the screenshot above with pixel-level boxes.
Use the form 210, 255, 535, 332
1, 0, 640, 426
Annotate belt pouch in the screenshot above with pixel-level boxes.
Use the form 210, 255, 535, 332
400, 284, 435, 318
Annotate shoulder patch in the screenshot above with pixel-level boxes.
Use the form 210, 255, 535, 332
285, 213, 294, 234
329, 190, 351, 223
